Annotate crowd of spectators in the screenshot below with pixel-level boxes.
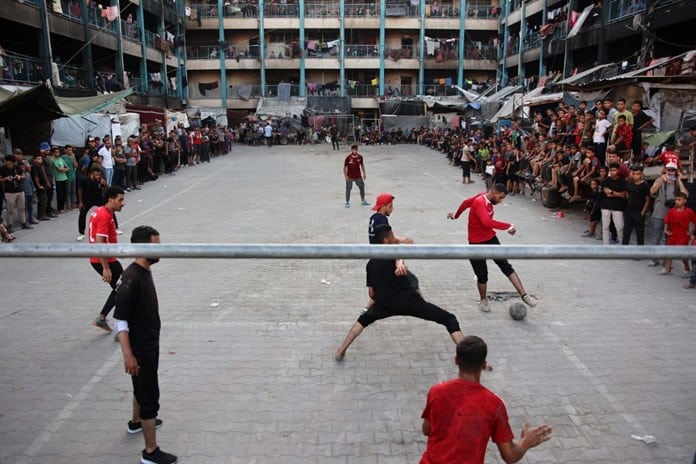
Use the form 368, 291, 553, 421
0, 124, 234, 242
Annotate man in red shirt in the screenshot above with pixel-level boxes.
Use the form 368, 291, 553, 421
420, 336, 552, 464
660, 192, 696, 278
343, 144, 369, 208
89, 186, 125, 332
608, 114, 633, 156
645, 143, 682, 171
447, 184, 537, 312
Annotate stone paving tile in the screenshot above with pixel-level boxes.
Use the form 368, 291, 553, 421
1, 143, 694, 463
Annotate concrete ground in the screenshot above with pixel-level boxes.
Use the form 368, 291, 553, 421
0, 141, 694, 464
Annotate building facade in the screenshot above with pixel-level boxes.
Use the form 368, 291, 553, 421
0, 0, 188, 108
184, 0, 501, 117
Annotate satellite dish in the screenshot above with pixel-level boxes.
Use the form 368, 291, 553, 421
632, 13, 643, 30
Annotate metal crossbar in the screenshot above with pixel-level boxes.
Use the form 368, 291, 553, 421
1, 244, 695, 260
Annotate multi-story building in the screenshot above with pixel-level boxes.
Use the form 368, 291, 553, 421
184, 0, 501, 119
499, 0, 696, 89
0, 0, 188, 109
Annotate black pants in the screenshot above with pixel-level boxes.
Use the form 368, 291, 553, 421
461, 161, 471, 178
131, 349, 160, 420
469, 236, 515, 284
622, 210, 645, 245
55, 180, 67, 211
91, 261, 123, 317
357, 293, 460, 334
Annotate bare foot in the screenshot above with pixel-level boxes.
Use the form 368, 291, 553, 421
684, 282, 695, 289
335, 350, 345, 362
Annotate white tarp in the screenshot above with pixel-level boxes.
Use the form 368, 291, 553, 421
118, 113, 141, 139
567, 4, 594, 39
51, 113, 114, 147
490, 94, 524, 122
166, 111, 190, 132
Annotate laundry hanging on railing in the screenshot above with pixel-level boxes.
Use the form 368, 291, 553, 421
198, 81, 219, 96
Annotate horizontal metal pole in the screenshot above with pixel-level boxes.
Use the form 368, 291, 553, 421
0, 244, 695, 259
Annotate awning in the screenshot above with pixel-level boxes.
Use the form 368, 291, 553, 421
0, 82, 133, 126
567, 4, 594, 39
556, 63, 615, 86
484, 85, 523, 102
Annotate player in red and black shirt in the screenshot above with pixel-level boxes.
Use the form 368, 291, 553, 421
89, 186, 125, 332
447, 184, 537, 312
343, 145, 369, 208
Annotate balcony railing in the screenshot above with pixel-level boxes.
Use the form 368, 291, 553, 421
426, 2, 461, 17
86, 6, 117, 33
95, 72, 123, 92
122, 20, 140, 42
465, 3, 500, 19
266, 84, 301, 97
187, 45, 260, 60
229, 84, 262, 99
50, 0, 82, 21
345, 3, 378, 16
607, 0, 646, 23
345, 44, 381, 58
129, 76, 145, 94
0, 53, 44, 85
188, 3, 221, 18
422, 83, 461, 96
58, 64, 88, 90
305, 2, 340, 17
263, 3, 300, 17
521, 34, 540, 52
464, 44, 496, 60
144, 30, 159, 50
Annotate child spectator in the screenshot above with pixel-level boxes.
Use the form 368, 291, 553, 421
483, 157, 494, 190
660, 192, 696, 277
582, 178, 602, 239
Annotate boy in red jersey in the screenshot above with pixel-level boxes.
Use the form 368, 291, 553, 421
420, 336, 552, 464
447, 184, 537, 312
659, 192, 696, 278
89, 186, 125, 332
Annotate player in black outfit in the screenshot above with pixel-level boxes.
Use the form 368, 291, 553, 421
335, 224, 464, 361
114, 226, 177, 464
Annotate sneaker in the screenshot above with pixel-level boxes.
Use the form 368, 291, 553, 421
344, 202, 350, 208
21, 223, 33, 230
93, 317, 112, 332
141, 447, 177, 464
581, 231, 594, 238
76, 234, 85, 241
681, 271, 692, 279
657, 268, 670, 275
361, 200, 370, 206
29, 219, 40, 225
479, 298, 490, 312
116, 229, 123, 235
127, 419, 163, 434
647, 260, 660, 267
522, 294, 537, 307
594, 234, 603, 240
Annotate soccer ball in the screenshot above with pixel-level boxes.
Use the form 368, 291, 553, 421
509, 302, 527, 321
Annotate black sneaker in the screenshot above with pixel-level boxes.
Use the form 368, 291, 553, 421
141, 447, 177, 464
128, 418, 163, 434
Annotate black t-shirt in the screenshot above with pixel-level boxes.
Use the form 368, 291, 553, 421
368, 213, 389, 243
0, 165, 23, 193
632, 111, 651, 137
600, 176, 628, 211
114, 262, 160, 351
366, 259, 418, 308
625, 181, 649, 212
80, 176, 105, 205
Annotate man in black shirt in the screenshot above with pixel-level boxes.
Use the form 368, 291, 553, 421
76, 165, 107, 241
622, 165, 650, 245
630, 101, 654, 162
0, 155, 31, 231
600, 163, 628, 245
114, 226, 177, 464
335, 224, 464, 361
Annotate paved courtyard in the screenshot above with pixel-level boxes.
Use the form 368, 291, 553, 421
0, 142, 694, 464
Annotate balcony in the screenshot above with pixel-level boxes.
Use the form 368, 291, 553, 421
305, 2, 339, 17
465, 3, 501, 19
86, 6, 118, 34
122, 20, 140, 42
607, 0, 646, 23
465, 44, 496, 60
50, 0, 83, 22
263, 2, 300, 17
187, 45, 222, 60
187, 3, 221, 18
422, 84, 461, 96
345, 3, 378, 16
0, 53, 44, 85
345, 44, 381, 58
57, 64, 88, 90
266, 84, 301, 97
521, 34, 540, 52
229, 84, 262, 99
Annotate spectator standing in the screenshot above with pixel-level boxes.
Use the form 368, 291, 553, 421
0, 155, 32, 231
38, 142, 58, 217
648, 162, 688, 266
599, 163, 627, 245
630, 101, 654, 162
264, 122, 273, 147
51, 147, 70, 212
622, 165, 650, 245
113, 144, 128, 188
419, 336, 552, 464
593, 110, 612, 166
31, 154, 52, 221
659, 192, 696, 277
114, 225, 178, 464
14, 148, 39, 225
62, 145, 78, 209
99, 136, 114, 186
343, 144, 369, 208
330, 124, 340, 150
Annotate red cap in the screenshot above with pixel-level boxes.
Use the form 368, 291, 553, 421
372, 192, 394, 211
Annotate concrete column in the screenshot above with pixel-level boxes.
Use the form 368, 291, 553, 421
518, 1, 526, 82
378, 0, 385, 96
539, 0, 547, 77
458, 0, 467, 87
113, 0, 125, 86
339, 0, 345, 96
418, 0, 425, 95
259, 0, 266, 96
500, 0, 509, 86
299, 0, 305, 96
218, 0, 227, 108
38, 0, 54, 84
79, 0, 95, 92
138, 0, 149, 94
